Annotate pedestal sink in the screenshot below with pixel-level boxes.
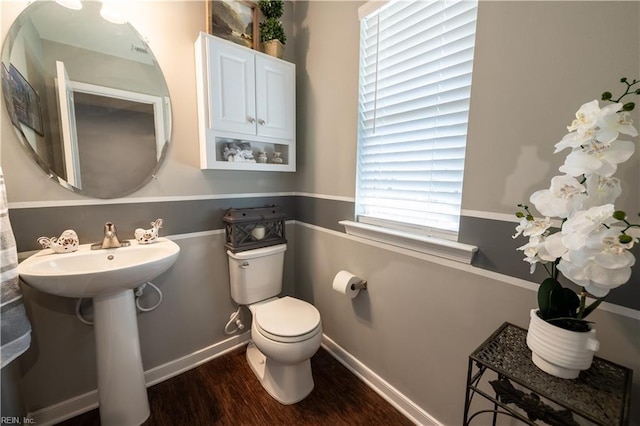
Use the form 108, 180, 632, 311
18, 238, 180, 426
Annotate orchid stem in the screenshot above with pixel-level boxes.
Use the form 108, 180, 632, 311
613, 79, 640, 102
542, 263, 552, 278
577, 290, 587, 320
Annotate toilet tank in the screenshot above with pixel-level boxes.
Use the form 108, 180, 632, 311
227, 244, 286, 305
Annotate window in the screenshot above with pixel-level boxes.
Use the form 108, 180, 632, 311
355, 0, 478, 240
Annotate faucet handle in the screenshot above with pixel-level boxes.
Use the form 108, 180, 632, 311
104, 222, 116, 235
91, 222, 129, 249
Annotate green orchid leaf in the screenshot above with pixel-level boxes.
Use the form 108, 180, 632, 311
538, 278, 563, 319
548, 286, 568, 318
563, 287, 580, 317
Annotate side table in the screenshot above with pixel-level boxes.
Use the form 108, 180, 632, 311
463, 322, 633, 425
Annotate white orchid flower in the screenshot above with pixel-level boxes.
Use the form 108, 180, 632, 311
530, 175, 586, 218
567, 100, 604, 133
557, 255, 627, 298
567, 100, 623, 134
555, 130, 594, 153
518, 237, 539, 260
517, 229, 566, 274
513, 218, 529, 239
513, 217, 552, 239
595, 110, 638, 143
557, 252, 590, 286
561, 204, 616, 250
583, 267, 633, 298
580, 174, 622, 209
517, 235, 549, 273
555, 103, 635, 152
542, 231, 567, 260
587, 226, 635, 263
524, 218, 552, 237
559, 140, 635, 177
558, 226, 636, 297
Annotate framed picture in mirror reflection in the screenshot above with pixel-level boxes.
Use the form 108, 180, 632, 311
206, 0, 259, 49
1, 64, 20, 129
6, 63, 44, 136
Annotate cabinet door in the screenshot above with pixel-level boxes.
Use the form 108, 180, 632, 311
208, 37, 256, 135
255, 55, 295, 140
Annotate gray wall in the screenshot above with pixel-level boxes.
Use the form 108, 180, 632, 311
292, 1, 639, 425
1, 1, 639, 425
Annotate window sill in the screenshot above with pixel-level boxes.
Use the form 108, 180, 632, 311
339, 220, 478, 264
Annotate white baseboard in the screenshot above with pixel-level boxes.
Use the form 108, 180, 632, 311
27, 333, 438, 426
28, 333, 251, 426
144, 332, 250, 387
28, 390, 100, 426
321, 335, 442, 426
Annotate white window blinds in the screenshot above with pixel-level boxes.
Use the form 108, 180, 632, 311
356, 0, 478, 237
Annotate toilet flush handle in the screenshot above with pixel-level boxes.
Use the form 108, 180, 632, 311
240, 261, 250, 269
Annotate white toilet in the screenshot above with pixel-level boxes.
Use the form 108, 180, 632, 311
227, 243, 322, 404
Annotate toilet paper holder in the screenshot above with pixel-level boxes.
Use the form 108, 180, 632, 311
350, 280, 367, 291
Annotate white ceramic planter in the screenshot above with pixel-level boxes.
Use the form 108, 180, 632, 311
526, 309, 599, 379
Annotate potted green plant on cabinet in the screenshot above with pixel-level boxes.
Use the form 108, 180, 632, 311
258, 0, 286, 58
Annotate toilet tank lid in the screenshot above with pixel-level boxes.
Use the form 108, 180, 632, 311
227, 243, 287, 260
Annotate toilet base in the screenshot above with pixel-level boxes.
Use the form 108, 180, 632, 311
246, 342, 314, 405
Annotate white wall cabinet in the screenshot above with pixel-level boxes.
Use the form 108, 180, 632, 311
195, 33, 295, 171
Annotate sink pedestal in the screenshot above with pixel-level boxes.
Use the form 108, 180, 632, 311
94, 290, 149, 426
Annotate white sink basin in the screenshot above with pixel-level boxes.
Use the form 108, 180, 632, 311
18, 237, 180, 298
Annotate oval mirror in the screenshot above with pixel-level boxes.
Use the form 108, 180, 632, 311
1, 1, 171, 198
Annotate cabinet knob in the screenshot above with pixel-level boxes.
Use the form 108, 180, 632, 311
258, 119, 266, 125
247, 117, 256, 124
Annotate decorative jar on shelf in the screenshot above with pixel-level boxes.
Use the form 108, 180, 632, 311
251, 225, 266, 240
271, 152, 283, 164
257, 152, 267, 163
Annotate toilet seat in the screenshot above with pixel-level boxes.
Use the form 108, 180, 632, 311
254, 296, 321, 344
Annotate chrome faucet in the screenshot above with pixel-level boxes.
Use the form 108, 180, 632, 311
91, 222, 131, 250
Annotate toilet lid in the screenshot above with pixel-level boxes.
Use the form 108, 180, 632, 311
254, 297, 321, 343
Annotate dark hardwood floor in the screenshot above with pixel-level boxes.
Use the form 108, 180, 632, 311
56, 346, 414, 426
